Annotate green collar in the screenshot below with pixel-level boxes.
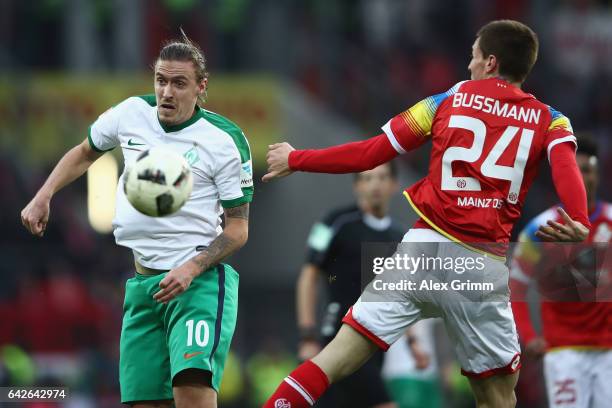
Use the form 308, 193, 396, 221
158, 106, 202, 133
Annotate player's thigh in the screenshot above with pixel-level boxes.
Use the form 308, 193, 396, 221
543, 349, 589, 408
438, 245, 520, 377
120, 275, 173, 403
345, 234, 431, 350
592, 350, 612, 408
166, 263, 239, 393
442, 299, 520, 376
468, 371, 518, 408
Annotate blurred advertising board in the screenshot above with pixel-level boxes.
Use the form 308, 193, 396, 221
0, 74, 280, 169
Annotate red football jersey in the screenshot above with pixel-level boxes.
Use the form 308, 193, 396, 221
510, 202, 612, 348
383, 78, 577, 256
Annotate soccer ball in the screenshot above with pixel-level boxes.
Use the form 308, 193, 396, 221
124, 147, 193, 217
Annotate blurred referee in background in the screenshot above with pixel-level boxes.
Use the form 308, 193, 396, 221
296, 162, 429, 408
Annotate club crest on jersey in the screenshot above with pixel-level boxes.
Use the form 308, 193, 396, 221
274, 399, 291, 408
183, 147, 199, 166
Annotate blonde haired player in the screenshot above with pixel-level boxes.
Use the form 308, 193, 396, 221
21, 33, 253, 408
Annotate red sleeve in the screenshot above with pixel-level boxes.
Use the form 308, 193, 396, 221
510, 295, 538, 345
510, 250, 539, 344
288, 133, 399, 173
510, 260, 538, 344
549, 142, 591, 228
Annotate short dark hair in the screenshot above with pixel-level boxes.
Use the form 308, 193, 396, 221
476, 20, 539, 83
156, 29, 209, 102
354, 161, 398, 181
576, 135, 598, 158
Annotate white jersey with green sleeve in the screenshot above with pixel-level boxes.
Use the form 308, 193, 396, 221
88, 95, 253, 270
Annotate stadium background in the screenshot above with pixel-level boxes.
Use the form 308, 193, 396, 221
1, 0, 610, 407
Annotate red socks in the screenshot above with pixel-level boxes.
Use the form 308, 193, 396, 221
263, 360, 330, 407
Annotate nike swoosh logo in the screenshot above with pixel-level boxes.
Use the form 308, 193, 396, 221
183, 351, 205, 359
128, 139, 145, 146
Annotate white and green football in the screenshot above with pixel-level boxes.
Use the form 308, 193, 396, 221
124, 147, 193, 217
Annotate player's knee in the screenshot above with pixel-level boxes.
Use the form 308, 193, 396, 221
173, 369, 217, 408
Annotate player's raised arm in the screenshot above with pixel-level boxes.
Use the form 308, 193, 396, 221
21, 138, 103, 237
22, 95, 125, 237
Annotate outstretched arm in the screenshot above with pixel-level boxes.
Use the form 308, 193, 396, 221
21, 138, 103, 237
262, 133, 400, 182
261, 83, 466, 182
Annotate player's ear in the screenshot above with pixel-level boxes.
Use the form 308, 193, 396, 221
485, 54, 498, 75
197, 78, 208, 95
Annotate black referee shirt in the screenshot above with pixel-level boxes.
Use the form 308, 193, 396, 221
305, 205, 404, 340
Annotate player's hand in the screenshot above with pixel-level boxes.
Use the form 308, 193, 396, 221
524, 337, 547, 359
153, 262, 198, 304
297, 340, 321, 361
262, 142, 295, 182
408, 340, 431, 370
535, 207, 589, 242
21, 195, 51, 237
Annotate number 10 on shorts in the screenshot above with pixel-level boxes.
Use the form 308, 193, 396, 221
185, 319, 210, 347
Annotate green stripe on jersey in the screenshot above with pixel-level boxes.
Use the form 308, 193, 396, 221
136, 95, 251, 162
221, 195, 252, 209
201, 110, 251, 164
201, 110, 254, 206
137, 94, 157, 107
138, 94, 203, 133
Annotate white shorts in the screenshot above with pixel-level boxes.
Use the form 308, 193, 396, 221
544, 348, 612, 408
342, 228, 521, 378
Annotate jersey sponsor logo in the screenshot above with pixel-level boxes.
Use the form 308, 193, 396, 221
183, 351, 205, 359
240, 159, 253, 187
127, 138, 145, 146
452, 92, 542, 125
457, 196, 504, 209
183, 147, 199, 166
